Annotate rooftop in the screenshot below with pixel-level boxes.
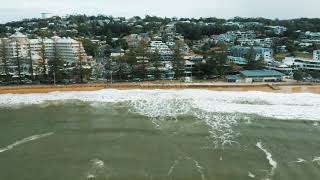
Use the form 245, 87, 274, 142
241, 70, 284, 77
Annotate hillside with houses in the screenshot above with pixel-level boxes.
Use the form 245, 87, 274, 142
1, 15, 320, 84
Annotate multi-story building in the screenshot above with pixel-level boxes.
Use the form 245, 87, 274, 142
0, 32, 88, 78
229, 46, 273, 62
237, 37, 273, 47
149, 41, 174, 61
234, 31, 256, 39
266, 26, 288, 35
283, 57, 320, 71
313, 50, 320, 61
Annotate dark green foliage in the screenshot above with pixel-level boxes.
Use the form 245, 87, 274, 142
14, 42, 22, 84
0, 39, 10, 81
172, 47, 184, 79
293, 70, 304, 82
175, 23, 239, 40
150, 50, 162, 80
244, 47, 265, 70
48, 44, 65, 83
81, 39, 99, 57
192, 52, 230, 79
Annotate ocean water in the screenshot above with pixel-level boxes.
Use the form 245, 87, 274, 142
0, 89, 320, 180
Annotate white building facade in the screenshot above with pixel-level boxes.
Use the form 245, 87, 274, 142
0, 32, 89, 78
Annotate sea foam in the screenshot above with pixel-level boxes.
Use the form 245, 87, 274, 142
1, 90, 320, 147
0, 132, 54, 153
256, 142, 277, 176
0, 89, 320, 121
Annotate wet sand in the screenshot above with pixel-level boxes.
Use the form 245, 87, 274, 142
0, 83, 319, 94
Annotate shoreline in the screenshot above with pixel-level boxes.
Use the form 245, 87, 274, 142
0, 82, 320, 94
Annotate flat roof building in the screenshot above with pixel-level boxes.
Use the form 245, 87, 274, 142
240, 70, 284, 83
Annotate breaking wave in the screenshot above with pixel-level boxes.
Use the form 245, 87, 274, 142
256, 141, 277, 178
1, 89, 320, 147
1, 89, 320, 120
0, 132, 54, 153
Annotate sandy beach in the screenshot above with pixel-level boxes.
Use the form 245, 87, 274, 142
0, 82, 319, 94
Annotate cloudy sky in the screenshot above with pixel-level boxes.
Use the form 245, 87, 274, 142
0, 0, 319, 23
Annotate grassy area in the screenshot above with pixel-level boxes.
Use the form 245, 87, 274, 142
293, 51, 313, 59
274, 53, 288, 61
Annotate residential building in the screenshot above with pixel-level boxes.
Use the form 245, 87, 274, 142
266, 26, 287, 35
283, 57, 320, 71
234, 31, 256, 39
213, 32, 237, 43
123, 34, 151, 48
313, 50, 320, 61
0, 32, 89, 78
229, 46, 273, 62
305, 31, 320, 39
149, 41, 173, 61
110, 48, 125, 57
228, 56, 247, 65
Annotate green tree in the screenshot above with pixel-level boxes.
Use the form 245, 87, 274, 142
172, 46, 184, 79
204, 52, 218, 77
244, 47, 265, 70
150, 50, 162, 80
48, 43, 65, 83
125, 49, 138, 78
14, 41, 22, 84
81, 38, 99, 57
136, 40, 149, 80
293, 70, 304, 82
39, 38, 48, 81
0, 39, 10, 81
76, 42, 85, 83
215, 52, 228, 77
27, 42, 34, 81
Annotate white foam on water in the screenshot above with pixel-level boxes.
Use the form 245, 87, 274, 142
167, 156, 207, 180
167, 158, 180, 176
195, 111, 238, 147
312, 157, 320, 162
291, 158, 307, 163
86, 174, 95, 179
86, 159, 108, 179
91, 159, 104, 168
1, 89, 320, 147
0, 132, 54, 153
256, 142, 277, 177
192, 159, 207, 180
1, 89, 320, 121
248, 171, 255, 178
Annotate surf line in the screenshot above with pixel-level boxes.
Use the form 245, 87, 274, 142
256, 141, 277, 176
0, 132, 54, 153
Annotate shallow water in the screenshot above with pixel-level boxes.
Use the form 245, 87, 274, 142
0, 90, 320, 180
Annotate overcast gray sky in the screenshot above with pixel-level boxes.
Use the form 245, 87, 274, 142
0, 0, 319, 23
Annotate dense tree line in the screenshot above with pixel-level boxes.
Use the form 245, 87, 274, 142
175, 23, 239, 40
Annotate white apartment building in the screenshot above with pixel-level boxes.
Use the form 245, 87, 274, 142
149, 41, 172, 54
283, 57, 320, 71
313, 50, 320, 61
230, 46, 273, 62
280, 51, 320, 72
0, 32, 88, 77
234, 31, 256, 39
